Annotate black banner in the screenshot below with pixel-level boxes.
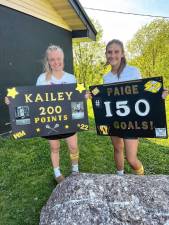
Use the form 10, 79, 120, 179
7, 84, 88, 139
89, 77, 168, 138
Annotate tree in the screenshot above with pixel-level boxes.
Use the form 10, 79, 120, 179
127, 19, 169, 87
73, 20, 106, 88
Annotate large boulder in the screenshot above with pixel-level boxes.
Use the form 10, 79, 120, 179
40, 173, 169, 225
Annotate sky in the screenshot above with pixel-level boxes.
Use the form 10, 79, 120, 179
79, 0, 169, 45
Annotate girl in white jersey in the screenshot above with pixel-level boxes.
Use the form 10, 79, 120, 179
103, 39, 168, 176
5, 45, 79, 183
36, 45, 79, 183
104, 39, 144, 176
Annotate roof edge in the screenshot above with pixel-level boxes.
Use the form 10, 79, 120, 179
68, 0, 97, 40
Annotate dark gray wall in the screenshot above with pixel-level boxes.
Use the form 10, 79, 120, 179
0, 5, 74, 135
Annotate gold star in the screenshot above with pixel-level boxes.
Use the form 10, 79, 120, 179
76, 84, 85, 93
7, 87, 19, 99
65, 125, 69, 129
36, 128, 40, 132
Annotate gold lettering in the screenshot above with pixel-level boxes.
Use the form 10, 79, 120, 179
150, 121, 154, 130
47, 116, 51, 122
58, 115, 62, 121
35, 94, 43, 102
132, 85, 139, 94
142, 121, 148, 130
128, 121, 135, 129
55, 106, 62, 114
45, 93, 49, 101
107, 88, 113, 96
106, 84, 139, 97
114, 87, 120, 96
125, 86, 132, 95
25, 94, 33, 103
111, 120, 154, 131
113, 121, 120, 129
121, 122, 127, 129
51, 116, 57, 122
50, 93, 56, 101
25, 91, 74, 103
58, 92, 64, 101
34, 115, 70, 124
65, 92, 73, 100
120, 86, 124, 95
134, 121, 141, 129
64, 115, 68, 120
34, 118, 40, 123
41, 117, 46, 123
13, 131, 26, 139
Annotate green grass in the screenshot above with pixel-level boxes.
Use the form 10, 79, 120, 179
0, 99, 169, 225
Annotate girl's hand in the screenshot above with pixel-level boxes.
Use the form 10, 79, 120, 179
5, 96, 10, 105
162, 88, 169, 99
85, 91, 92, 99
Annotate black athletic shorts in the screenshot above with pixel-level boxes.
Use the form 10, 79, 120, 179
42, 132, 76, 140
110, 135, 138, 140
123, 137, 138, 140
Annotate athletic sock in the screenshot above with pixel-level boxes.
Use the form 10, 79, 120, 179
72, 164, 79, 173
133, 165, 144, 175
54, 167, 61, 177
116, 170, 124, 176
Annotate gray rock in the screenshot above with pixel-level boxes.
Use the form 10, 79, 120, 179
40, 173, 169, 225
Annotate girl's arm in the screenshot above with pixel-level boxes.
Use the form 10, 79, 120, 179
162, 88, 169, 99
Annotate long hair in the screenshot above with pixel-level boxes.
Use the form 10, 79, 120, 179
43, 45, 64, 81
105, 39, 127, 78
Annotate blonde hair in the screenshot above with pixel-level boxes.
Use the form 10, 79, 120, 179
105, 39, 127, 78
43, 45, 64, 81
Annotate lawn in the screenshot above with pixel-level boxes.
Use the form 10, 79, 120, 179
0, 100, 169, 225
